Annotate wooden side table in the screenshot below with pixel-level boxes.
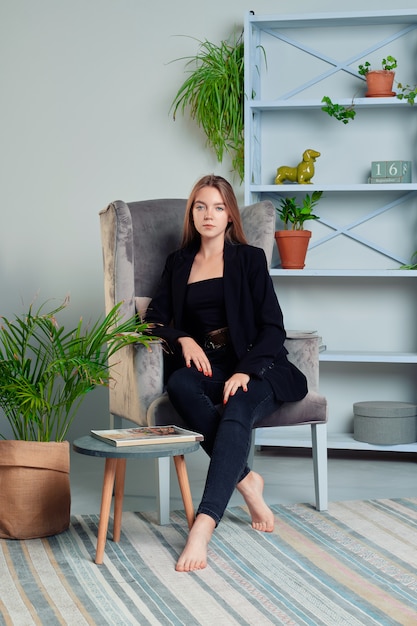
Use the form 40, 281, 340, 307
72, 435, 200, 564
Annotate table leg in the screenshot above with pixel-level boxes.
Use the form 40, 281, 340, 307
113, 458, 126, 543
173, 455, 195, 529
95, 457, 117, 564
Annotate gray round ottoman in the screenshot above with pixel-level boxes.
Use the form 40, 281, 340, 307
353, 401, 417, 445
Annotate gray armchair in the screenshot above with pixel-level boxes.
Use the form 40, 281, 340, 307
99, 199, 328, 523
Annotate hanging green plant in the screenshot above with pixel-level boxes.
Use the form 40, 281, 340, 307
396, 82, 417, 105
321, 96, 356, 124
170, 35, 245, 182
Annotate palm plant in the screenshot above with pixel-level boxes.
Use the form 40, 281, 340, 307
0, 297, 155, 441
170, 35, 245, 182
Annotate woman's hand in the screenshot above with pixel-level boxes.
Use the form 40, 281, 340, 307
223, 373, 250, 404
177, 337, 212, 377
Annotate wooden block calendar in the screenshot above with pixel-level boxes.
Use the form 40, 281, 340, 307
369, 160, 412, 183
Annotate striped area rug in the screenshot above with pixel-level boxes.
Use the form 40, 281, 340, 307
1, 499, 417, 625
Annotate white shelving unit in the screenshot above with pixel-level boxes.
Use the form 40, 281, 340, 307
245, 10, 417, 453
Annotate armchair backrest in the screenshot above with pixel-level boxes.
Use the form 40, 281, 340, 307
99, 199, 276, 322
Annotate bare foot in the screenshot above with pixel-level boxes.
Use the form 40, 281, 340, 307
236, 471, 275, 532
175, 513, 216, 572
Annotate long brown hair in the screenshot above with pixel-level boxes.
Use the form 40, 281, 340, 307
181, 174, 248, 248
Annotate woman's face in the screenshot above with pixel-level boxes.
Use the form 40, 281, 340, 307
192, 186, 231, 241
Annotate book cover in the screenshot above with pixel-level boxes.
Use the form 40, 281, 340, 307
90, 425, 204, 447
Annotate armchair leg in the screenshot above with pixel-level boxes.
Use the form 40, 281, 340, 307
155, 456, 171, 525
311, 423, 328, 511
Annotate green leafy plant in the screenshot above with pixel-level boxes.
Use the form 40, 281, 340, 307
358, 55, 397, 76
276, 191, 323, 231
170, 34, 245, 181
321, 96, 356, 124
357, 56, 417, 106
322, 56, 401, 124
396, 82, 417, 105
400, 251, 417, 270
0, 298, 155, 441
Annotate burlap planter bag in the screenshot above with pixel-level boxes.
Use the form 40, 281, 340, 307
0, 440, 70, 539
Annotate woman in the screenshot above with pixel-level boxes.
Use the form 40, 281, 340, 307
145, 175, 307, 572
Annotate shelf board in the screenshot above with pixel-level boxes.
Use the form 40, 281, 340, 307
251, 184, 417, 193
249, 9, 417, 30
249, 97, 412, 111
270, 269, 417, 277
319, 351, 417, 363
255, 429, 417, 452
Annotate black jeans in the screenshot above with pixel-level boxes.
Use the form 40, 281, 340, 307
166, 349, 282, 525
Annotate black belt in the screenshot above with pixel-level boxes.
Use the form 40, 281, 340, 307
203, 327, 230, 351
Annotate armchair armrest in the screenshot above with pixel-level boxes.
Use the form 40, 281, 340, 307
109, 340, 165, 426
284, 334, 319, 393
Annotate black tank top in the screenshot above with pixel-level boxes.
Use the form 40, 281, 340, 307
184, 277, 227, 346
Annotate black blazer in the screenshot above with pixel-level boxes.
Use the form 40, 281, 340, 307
145, 242, 307, 402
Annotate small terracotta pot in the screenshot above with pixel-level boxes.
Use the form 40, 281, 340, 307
365, 70, 395, 97
275, 230, 312, 269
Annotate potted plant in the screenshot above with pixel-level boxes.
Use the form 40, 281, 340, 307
0, 296, 154, 539
358, 56, 397, 97
322, 56, 398, 123
170, 34, 245, 182
275, 191, 322, 269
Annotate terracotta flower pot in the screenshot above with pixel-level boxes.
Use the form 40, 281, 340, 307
365, 70, 395, 97
0, 440, 70, 539
275, 230, 312, 269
